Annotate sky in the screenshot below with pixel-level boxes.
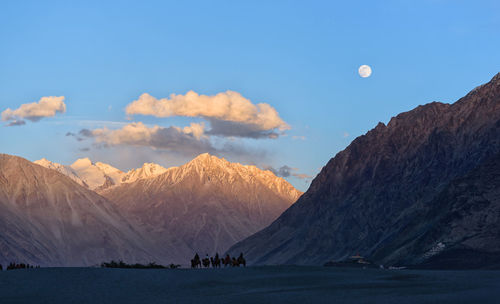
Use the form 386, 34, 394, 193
1, 0, 499, 191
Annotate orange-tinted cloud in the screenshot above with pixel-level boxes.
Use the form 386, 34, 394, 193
125, 91, 289, 138
1, 96, 66, 126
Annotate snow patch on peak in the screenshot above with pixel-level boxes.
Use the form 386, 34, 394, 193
34, 158, 52, 167
95, 162, 124, 184
121, 163, 167, 184
71, 157, 94, 169
195, 152, 211, 159
166, 154, 302, 202
34, 157, 171, 190
69, 158, 121, 190
34, 158, 87, 188
191, 153, 227, 164
95, 162, 122, 173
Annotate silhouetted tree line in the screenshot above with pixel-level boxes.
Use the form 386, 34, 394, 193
191, 253, 246, 268
100, 260, 180, 269
0, 263, 40, 270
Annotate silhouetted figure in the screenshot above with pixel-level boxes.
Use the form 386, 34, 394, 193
0, 264, 2, 271
223, 254, 231, 267
7, 262, 30, 270
213, 253, 221, 268
231, 257, 239, 267
202, 254, 210, 268
191, 253, 201, 268
237, 253, 246, 267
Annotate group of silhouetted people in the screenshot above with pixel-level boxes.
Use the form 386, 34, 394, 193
0, 263, 40, 271
191, 253, 246, 268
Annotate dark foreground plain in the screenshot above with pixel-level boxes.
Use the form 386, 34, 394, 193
0, 266, 499, 304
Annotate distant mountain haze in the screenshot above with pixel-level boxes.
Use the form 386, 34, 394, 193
227, 72, 500, 269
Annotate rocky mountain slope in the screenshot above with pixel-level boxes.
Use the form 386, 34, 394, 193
100, 153, 302, 256
228, 73, 500, 268
372, 151, 500, 269
0, 154, 162, 266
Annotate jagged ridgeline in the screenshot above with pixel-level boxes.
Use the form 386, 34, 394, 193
228, 73, 500, 269
99, 154, 302, 258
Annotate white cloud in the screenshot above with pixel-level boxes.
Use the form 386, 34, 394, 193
125, 91, 290, 138
1, 96, 66, 126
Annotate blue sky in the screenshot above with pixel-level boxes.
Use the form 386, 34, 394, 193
1, 0, 499, 191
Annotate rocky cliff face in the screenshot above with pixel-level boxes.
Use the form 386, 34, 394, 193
100, 153, 302, 257
0, 154, 161, 266
228, 73, 500, 268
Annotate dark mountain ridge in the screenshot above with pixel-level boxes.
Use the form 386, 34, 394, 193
228, 73, 500, 268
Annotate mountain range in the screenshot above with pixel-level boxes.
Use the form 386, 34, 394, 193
34, 158, 168, 190
100, 153, 302, 256
228, 72, 500, 269
1, 153, 301, 266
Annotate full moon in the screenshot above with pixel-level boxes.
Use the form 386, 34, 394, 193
358, 65, 372, 78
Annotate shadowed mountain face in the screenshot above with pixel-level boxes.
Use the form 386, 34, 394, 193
372, 151, 500, 269
0, 154, 161, 267
100, 153, 302, 257
228, 73, 500, 268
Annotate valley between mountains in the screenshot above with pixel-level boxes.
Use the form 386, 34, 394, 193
1, 73, 500, 269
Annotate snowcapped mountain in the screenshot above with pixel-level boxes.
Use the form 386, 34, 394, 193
100, 153, 302, 257
34, 158, 168, 191
0, 154, 162, 266
33, 158, 88, 187
69, 158, 124, 190
24, 153, 301, 264
120, 163, 168, 184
